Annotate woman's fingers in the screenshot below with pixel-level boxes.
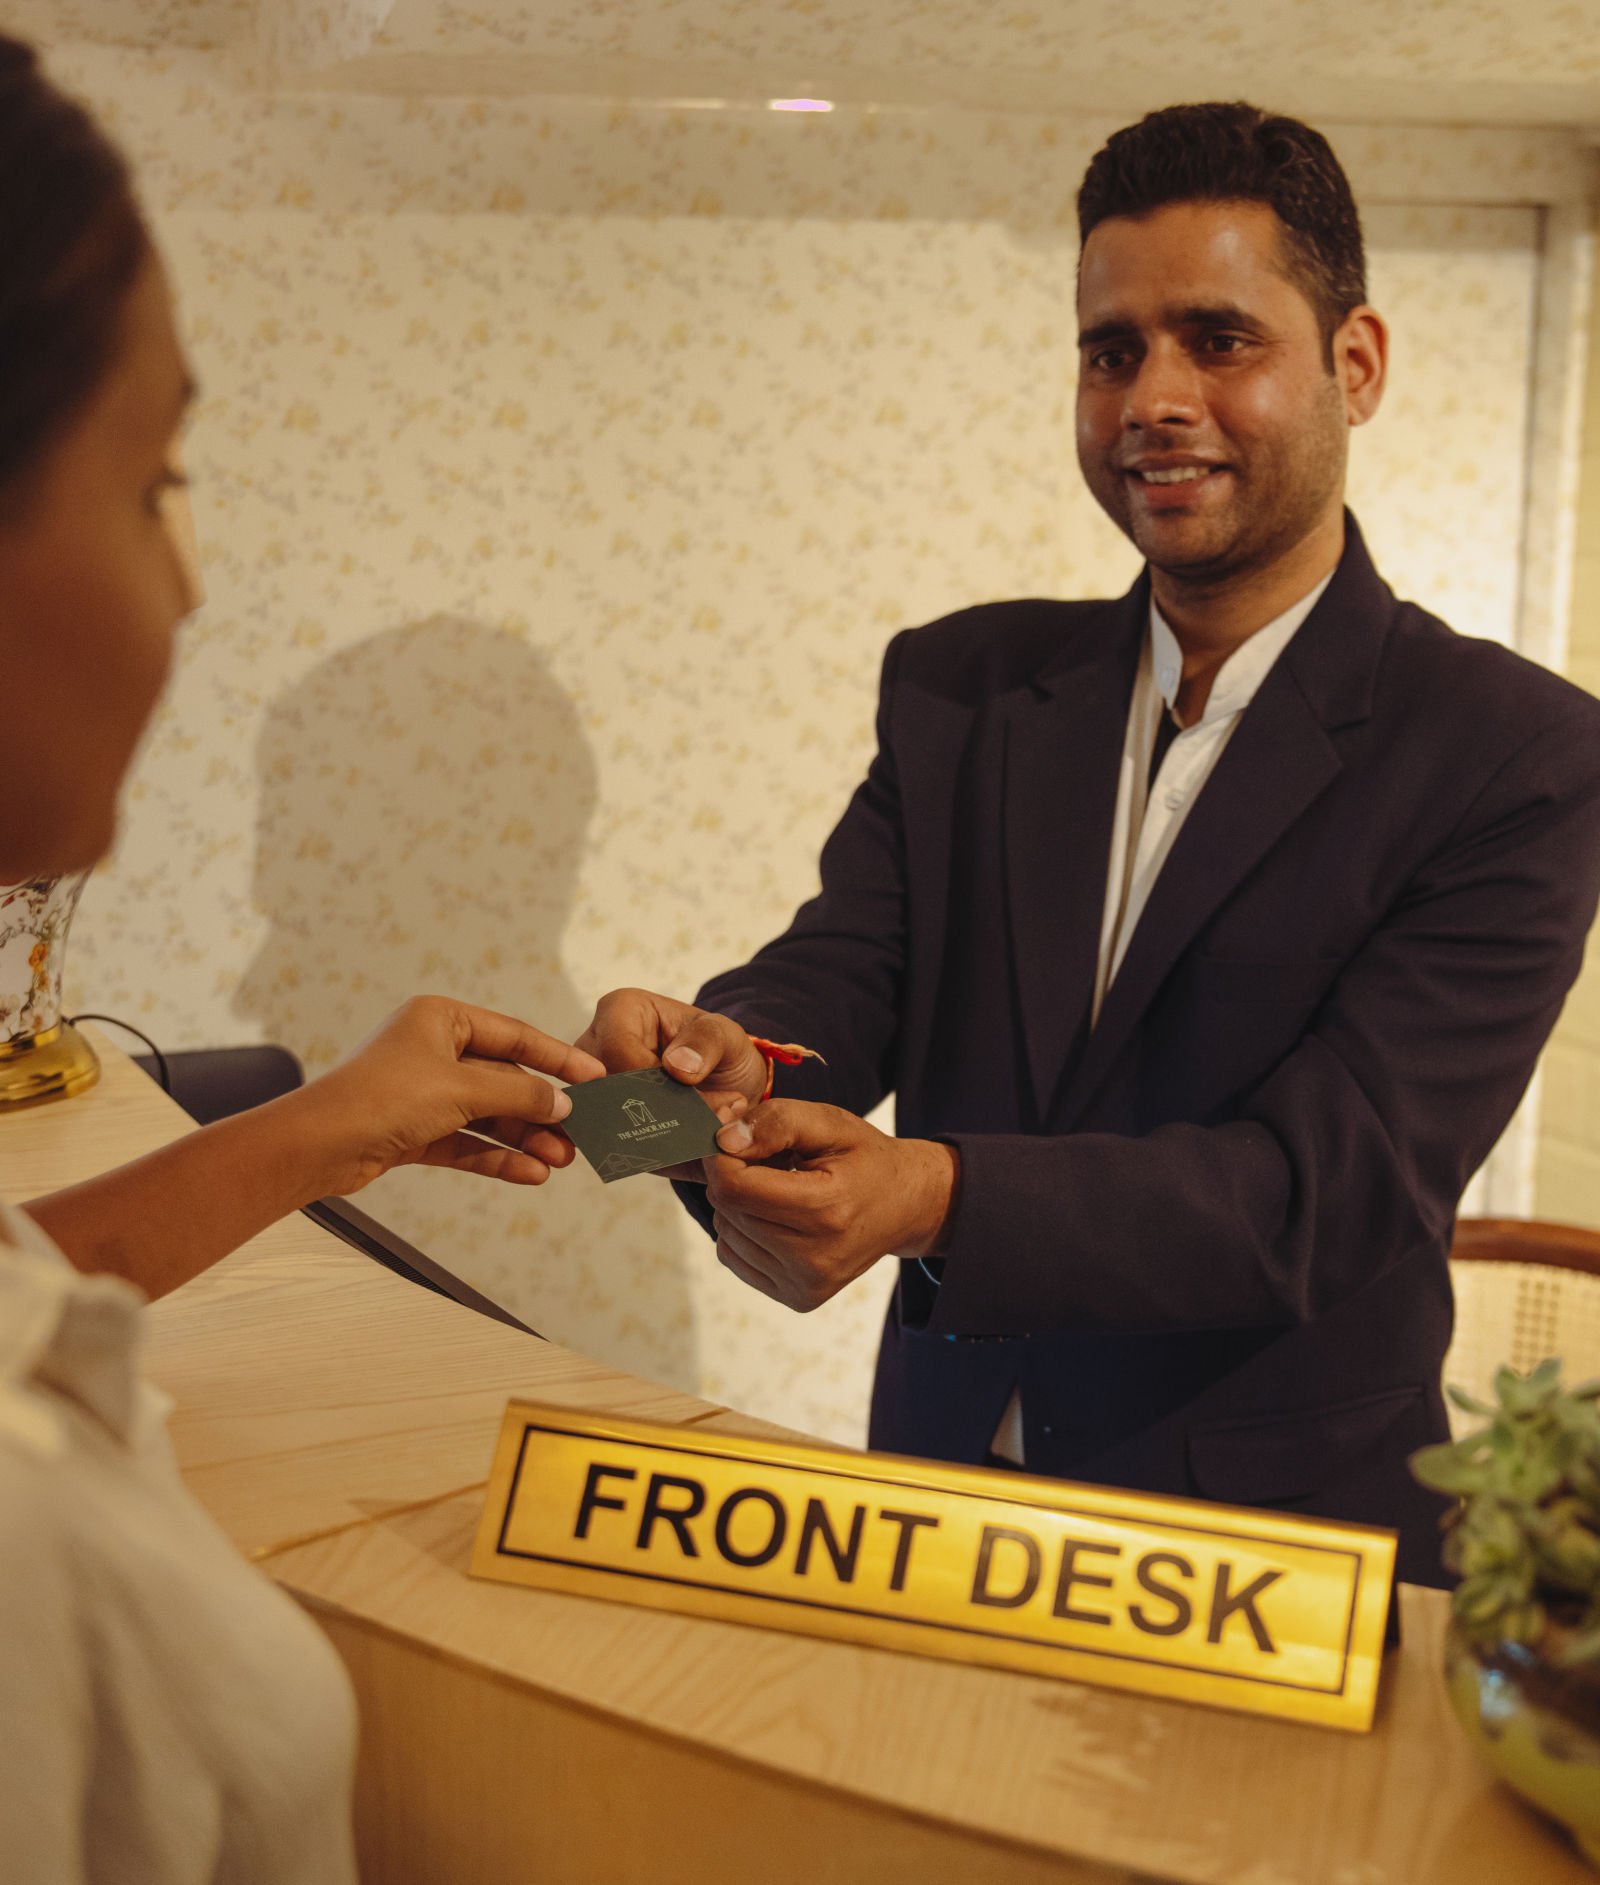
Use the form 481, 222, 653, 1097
467, 1116, 579, 1167
455, 1056, 576, 1129
414, 1130, 553, 1185
317, 996, 622, 1195
448, 1000, 606, 1085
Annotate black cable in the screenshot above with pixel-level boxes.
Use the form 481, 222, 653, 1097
66, 1013, 170, 1092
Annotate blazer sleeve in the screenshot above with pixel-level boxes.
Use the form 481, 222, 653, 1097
927, 705, 1600, 1337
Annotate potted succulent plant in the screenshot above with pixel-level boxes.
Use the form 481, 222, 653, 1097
1411, 1359, 1600, 1863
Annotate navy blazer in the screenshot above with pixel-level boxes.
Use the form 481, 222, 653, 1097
679, 520, 1600, 1587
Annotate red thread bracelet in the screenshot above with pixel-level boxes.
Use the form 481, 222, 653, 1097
747, 1036, 827, 1101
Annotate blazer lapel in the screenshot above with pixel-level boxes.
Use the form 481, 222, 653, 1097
1053, 676, 1341, 1126
1051, 515, 1393, 1128
1004, 585, 1145, 1120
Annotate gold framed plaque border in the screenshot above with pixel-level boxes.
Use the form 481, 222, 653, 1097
472, 1401, 1397, 1732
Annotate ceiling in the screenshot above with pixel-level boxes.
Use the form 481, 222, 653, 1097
7, 0, 1600, 130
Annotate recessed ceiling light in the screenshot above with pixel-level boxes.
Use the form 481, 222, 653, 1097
768, 98, 834, 113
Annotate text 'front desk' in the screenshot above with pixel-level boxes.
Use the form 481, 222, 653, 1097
1, 1029, 1591, 1884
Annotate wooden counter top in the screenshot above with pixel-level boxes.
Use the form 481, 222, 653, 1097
1, 1029, 1590, 1884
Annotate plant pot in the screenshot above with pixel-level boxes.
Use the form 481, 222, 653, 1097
1445, 1618, 1600, 1865
0, 873, 99, 1109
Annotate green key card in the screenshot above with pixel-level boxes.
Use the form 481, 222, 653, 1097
561, 1065, 723, 1183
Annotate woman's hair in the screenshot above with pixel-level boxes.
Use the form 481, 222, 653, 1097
0, 36, 149, 504
1077, 102, 1366, 362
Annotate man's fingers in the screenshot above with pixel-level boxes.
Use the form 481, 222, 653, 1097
576, 991, 766, 1108
714, 1238, 788, 1305
578, 987, 696, 1073
712, 1212, 794, 1304
713, 1098, 856, 1165
715, 1211, 826, 1313
654, 1158, 710, 1184
704, 1099, 866, 1225
660, 1012, 768, 1103
704, 1155, 839, 1232
700, 1090, 751, 1127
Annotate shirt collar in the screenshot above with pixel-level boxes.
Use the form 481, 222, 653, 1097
0, 1201, 160, 1456
1150, 572, 1333, 726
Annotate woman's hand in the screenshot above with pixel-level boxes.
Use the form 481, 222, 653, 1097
294, 995, 608, 1197
27, 996, 607, 1300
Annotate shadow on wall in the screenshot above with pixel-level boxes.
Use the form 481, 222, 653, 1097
232, 617, 700, 1393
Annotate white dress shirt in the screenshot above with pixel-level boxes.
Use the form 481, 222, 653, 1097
990, 573, 1333, 1467
0, 1200, 358, 1884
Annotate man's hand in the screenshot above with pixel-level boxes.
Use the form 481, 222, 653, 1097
299, 995, 608, 1196
705, 1100, 959, 1312
578, 988, 770, 1175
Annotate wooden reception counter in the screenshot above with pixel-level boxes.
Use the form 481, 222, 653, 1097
0, 1029, 1591, 1884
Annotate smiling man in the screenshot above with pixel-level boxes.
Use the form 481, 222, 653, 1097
583, 104, 1600, 1586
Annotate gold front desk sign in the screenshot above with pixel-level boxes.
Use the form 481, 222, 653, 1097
472, 1402, 1396, 1732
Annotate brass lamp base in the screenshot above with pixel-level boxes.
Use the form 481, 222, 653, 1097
0, 1021, 101, 1111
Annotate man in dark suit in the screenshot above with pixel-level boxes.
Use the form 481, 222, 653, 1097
581, 103, 1600, 1588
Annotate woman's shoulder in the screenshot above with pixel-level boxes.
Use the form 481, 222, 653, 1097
0, 1412, 83, 1676
0, 1237, 111, 1605
0, 1206, 161, 1458
0, 1219, 84, 1462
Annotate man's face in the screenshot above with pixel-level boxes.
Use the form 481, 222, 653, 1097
1075, 199, 1365, 584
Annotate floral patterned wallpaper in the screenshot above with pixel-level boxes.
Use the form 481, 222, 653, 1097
24, 43, 1583, 1441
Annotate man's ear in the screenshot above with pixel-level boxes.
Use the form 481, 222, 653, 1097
1335, 305, 1388, 428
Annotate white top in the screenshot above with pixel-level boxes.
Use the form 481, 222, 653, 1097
991, 574, 1332, 1466
0, 1200, 358, 1885
1091, 575, 1332, 1025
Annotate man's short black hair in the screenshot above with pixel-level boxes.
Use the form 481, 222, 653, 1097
1077, 102, 1367, 353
